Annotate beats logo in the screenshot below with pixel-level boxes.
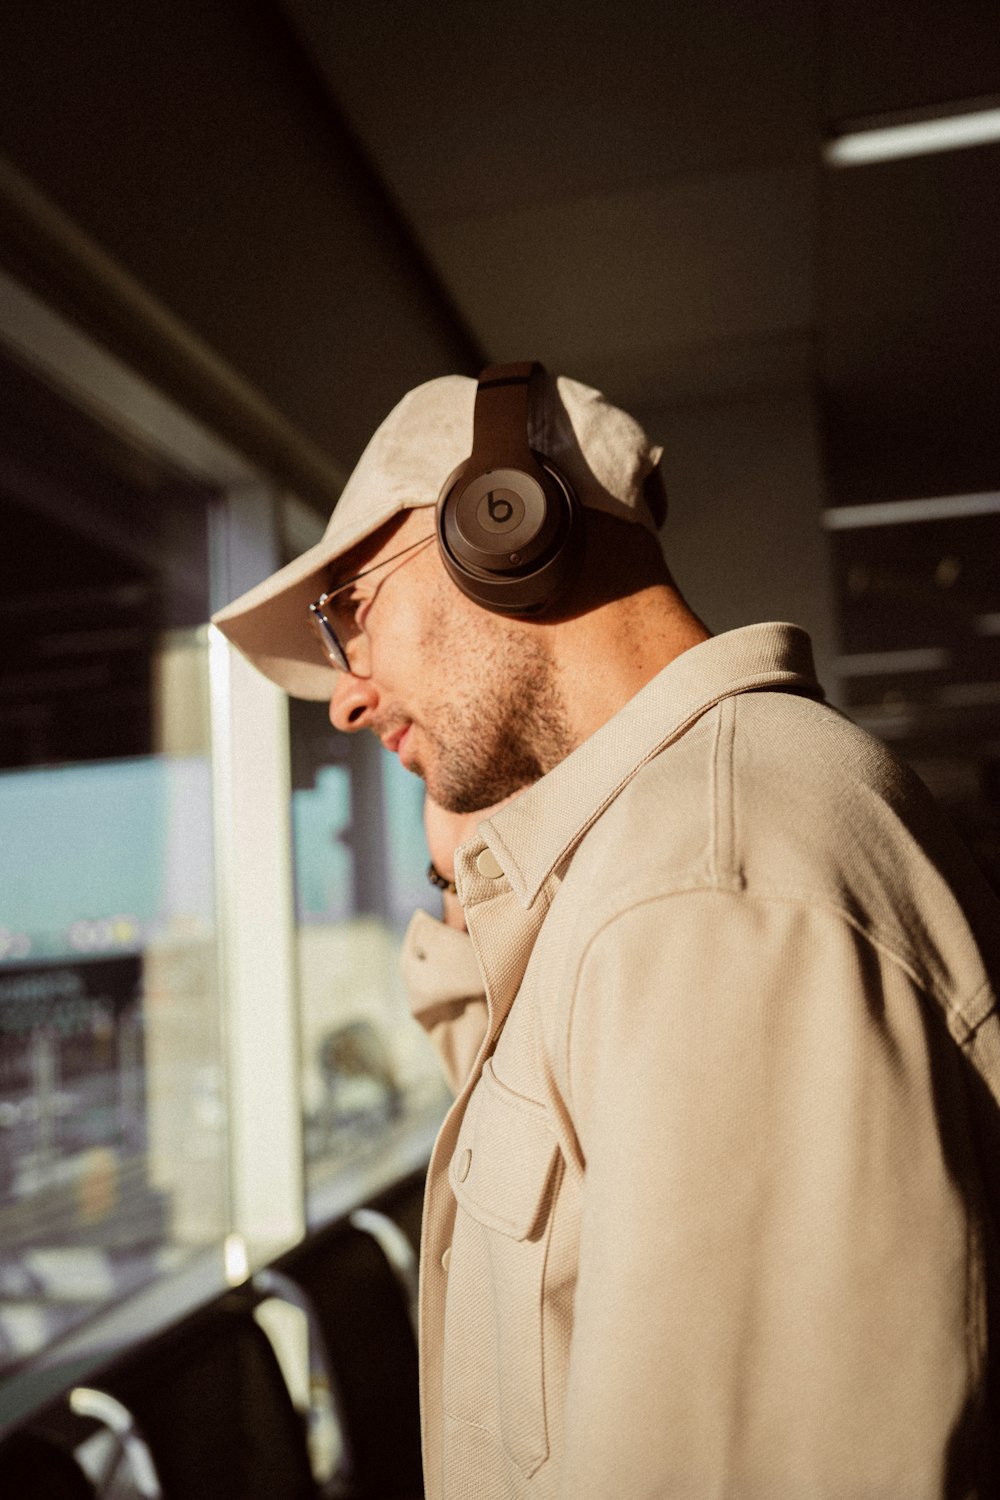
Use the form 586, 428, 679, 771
477, 486, 524, 532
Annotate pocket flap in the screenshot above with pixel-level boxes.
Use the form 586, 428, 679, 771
449, 1060, 560, 1241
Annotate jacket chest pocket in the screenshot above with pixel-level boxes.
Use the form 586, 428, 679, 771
445, 1059, 561, 1477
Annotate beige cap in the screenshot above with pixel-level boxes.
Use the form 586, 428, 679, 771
211, 369, 666, 700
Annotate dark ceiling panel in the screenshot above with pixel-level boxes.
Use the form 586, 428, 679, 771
280, 0, 819, 223
823, 0, 1000, 120
818, 141, 1000, 504
422, 165, 816, 372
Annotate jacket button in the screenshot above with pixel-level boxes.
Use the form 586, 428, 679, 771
476, 848, 503, 879
441, 1246, 451, 1271
457, 1147, 472, 1182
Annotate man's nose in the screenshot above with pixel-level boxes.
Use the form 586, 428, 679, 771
329, 671, 379, 733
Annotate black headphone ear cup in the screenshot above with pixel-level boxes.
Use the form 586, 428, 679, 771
436, 362, 583, 614
436, 458, 582, 613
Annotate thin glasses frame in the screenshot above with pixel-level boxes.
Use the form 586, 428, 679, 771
307, 532, 434, 673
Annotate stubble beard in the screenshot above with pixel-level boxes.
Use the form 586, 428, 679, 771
408, 630, 575, 814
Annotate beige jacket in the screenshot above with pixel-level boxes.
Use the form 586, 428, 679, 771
401, 624, 1000, 1500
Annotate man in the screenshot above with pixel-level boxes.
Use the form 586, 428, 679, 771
214, 366, 1000, 1499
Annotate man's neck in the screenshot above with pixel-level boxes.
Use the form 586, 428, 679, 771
549, 584, 712, 750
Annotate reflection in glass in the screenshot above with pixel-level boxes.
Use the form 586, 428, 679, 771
289, 700, 449, 1223
0, 352, 226, 1374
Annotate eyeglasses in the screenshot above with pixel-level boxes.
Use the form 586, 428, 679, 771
307, 533, 435, 675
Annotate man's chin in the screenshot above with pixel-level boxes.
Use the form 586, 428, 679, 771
422, 770, 478, 816
408, 755, 474, 815
428, 774, 529, 817
417, 740, 539, 814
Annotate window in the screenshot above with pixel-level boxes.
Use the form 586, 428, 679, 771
0, 348, 227, 1376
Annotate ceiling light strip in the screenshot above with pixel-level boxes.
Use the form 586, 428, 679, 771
835, 647, 950, 677
826, 107, 1000, 166
824, 493, 1000, 530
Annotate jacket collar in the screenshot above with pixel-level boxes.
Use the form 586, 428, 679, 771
461, 623, 823, 911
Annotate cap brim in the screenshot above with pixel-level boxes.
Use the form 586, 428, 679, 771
211, 495, 418, 700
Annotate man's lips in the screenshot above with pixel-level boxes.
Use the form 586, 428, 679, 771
382, 724, 412, 759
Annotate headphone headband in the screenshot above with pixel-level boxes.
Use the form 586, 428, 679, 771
470, 363, 540, 470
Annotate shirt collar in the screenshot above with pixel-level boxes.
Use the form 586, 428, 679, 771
464, 623, 823, 910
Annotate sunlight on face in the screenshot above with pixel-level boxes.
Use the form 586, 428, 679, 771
382, 558, 575, 812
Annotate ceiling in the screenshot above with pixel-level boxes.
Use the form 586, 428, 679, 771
1, 0, 996, 493
277, 0, 1000, 496
281, 0, 818, 407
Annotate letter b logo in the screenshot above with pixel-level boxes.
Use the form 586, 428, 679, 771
476, 486, 523, 533
487, 490, 514, 525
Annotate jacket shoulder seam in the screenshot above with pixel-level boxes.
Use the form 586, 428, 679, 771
561, 886, 980, 1093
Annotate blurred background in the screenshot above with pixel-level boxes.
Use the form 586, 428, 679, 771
0, 0, 998, 1432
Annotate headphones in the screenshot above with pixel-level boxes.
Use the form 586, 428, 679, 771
436, 361, 583, 614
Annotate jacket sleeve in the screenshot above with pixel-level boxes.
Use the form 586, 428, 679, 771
400, 908, 488, 1096
557, 886, 979, 1499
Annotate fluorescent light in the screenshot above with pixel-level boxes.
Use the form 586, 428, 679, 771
835, 648, 950, 677
823, 493, 1000, 530
224, 1231, 250, 1284
826, 105, 1000, 166
851, 710, 916, 739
